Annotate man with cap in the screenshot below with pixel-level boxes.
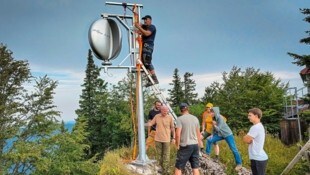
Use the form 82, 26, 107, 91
175, 103, 202, 175
135, 15, 159, 87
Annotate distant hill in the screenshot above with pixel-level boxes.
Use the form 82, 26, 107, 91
65, 121, 75, 132
4, 121, 76, 152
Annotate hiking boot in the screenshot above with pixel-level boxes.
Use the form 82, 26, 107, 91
235, 165, 242, 171
202, 153, 209, 158
214, 156, 219, 163
145, 77, 159, 87
151, 74, 159, 84
145, 81, 154, 87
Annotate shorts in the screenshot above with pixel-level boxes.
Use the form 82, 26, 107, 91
175, 144, 199, 170
146, 130, 156, 148
251, 159, 268, 175
142, 43, 154, 71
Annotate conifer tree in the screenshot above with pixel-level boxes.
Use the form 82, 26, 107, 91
287, 8, 310, 129
76, 49, 109, 159
288, 8, 310, 67
288, 8, 310, 103
183, 72, 198, 105
168, 68, 184, 107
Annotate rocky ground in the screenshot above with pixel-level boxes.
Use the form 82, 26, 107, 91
183, 154, 252, 175
127, 152, 252, 175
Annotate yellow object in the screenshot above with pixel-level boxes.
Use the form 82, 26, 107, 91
206, 103, 213, 108
146, 130, 156, 149
203, 111, 213, 133
202, 111, 227, 133
222, 115, 227, 122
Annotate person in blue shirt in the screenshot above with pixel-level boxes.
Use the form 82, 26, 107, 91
205, 107, 243, 171
135, 15, 158, 87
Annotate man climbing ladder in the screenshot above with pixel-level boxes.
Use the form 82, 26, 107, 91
135, 15, 159, 87
133, 12, 177, 122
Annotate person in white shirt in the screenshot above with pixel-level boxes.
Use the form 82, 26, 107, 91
243, 108, 268, 175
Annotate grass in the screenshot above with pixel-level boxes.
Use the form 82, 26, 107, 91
98, 135, 309, 175
217, 134, 308, 175
98, 147, 139, 175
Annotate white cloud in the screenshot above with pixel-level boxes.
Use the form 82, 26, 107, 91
273, 71, 301, 80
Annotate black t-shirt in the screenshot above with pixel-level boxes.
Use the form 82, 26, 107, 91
148, 108, 160, 131
142, 24, 156, 46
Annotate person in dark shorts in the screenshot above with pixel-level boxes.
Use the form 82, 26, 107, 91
174, 103, 202, 175
135, 15, 159, 87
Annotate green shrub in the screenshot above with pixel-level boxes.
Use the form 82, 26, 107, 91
99, 135, 309, 175
99, 148, 136, 175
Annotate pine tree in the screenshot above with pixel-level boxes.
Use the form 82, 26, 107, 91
288, 8, 310, 66
201, 82, 220, 103
168, 68, 184, 107
76, 49, 109, 159
288, 8, 310, 133
183, 72, 198, 105
287, 8, 310, 101
105, 75, 134, 149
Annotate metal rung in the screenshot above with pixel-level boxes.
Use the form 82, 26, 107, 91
138, 62, 178, 122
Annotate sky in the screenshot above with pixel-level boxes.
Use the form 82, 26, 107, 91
0, 0, 309, 122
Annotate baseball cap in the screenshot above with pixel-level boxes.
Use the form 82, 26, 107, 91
142, 15, 152, 20
179, 103, 188, 110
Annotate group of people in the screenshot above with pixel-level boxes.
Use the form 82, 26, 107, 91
146, 101, 268, 175
137, 14, 268, 175
146, 101, 202, 175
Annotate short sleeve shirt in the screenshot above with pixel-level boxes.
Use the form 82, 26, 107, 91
149, 114, 174, 143
142, 24, 156, 46
247, 123, 268, 160
176, 114, 199, 147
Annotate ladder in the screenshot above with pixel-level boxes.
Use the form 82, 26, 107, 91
280, 139, 310, 175
138, 60, 178, 122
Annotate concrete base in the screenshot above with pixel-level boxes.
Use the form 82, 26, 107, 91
127, 159, 160, 175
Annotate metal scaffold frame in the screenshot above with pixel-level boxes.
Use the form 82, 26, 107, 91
103, 1, 150, 166
89, 1, 178, 166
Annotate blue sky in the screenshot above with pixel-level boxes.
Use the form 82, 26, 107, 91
0, 0, 308, 121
